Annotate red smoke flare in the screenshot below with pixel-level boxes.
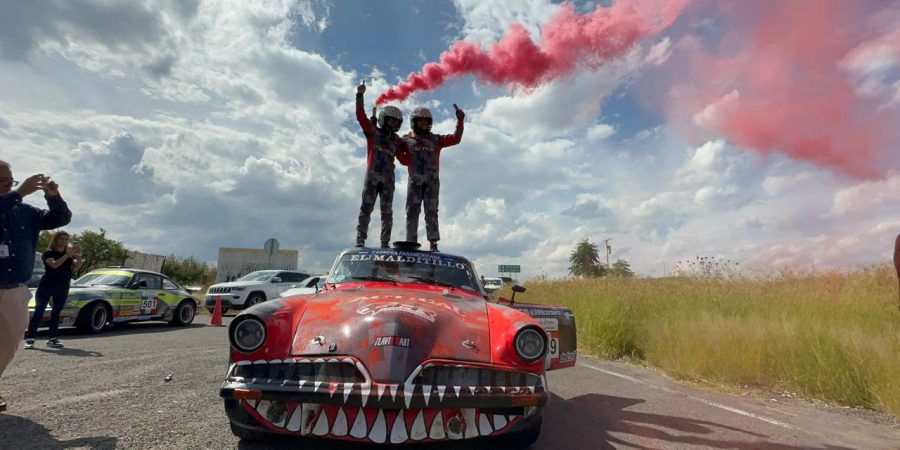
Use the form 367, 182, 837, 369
666, 1, 900, 179
376, 0, 689, 105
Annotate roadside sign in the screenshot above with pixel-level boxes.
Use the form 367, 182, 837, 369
498, 264, 521, 273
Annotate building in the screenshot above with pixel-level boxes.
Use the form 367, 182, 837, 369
215, 238, 298, 282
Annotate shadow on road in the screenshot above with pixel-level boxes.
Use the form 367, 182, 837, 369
0, 414, 117, 449
30, 321, 210, 341
29, 346, 104, 357
539, 393, 853, 450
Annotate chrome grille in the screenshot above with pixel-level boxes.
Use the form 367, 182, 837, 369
412, 365, 543, 391
230, 358, 367, 385
208, 287, 231, 294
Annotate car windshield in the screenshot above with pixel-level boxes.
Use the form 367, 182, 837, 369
237, 271, 278, 282
327, 250, 480, 293
72, 273, 132, 288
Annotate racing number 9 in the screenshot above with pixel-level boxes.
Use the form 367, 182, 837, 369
549, 338, 558, 357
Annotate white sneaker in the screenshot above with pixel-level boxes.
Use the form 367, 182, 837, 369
23, 339, 34, 349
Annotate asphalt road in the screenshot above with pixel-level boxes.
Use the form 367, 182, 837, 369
2, 316, 898, 449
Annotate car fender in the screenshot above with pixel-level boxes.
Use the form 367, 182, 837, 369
506, 303, 577, 370
485, 303, 547, 373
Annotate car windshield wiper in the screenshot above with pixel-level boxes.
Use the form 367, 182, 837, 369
408, 276, 457, 289
351, 276, 397, 285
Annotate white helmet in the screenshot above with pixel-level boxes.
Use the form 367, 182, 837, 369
411, 107, 432, 133
410, 107, 432, 121
378, 106, 403, 132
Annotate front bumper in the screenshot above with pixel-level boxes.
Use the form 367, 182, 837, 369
205, 295, 242, 309
220, 358, 546, 443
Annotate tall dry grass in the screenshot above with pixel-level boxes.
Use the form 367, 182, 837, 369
512, 265, 900, 417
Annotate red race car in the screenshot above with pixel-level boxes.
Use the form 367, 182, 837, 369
220, 244, 577, 446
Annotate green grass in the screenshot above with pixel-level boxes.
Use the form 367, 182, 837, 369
508, 266, 900, 417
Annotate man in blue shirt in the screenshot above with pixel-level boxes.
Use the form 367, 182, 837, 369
0, 160, 72, 412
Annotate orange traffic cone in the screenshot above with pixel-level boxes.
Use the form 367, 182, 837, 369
209, 295, 224, 327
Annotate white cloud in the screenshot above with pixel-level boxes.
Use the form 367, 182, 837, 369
829, 172, 900, 216
586, 123, 616, 141
762, 171, 814, 196
452, 0, 558, 46
644, 37, 673, 66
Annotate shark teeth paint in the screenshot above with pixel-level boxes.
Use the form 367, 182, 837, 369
239, 397, 530, 443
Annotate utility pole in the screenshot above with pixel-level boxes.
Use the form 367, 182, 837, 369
602, 238, 613, 269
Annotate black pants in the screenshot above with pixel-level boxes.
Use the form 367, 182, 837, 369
357, 174, 394, 244
406, 177, 440, 243
26, 285, 69, 340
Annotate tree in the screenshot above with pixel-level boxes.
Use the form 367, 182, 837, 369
37, 230, 53, 252
611, 259, 634, 277
568, 239, 606, 278
71, 228, 129, 278
162, 255, 217, 286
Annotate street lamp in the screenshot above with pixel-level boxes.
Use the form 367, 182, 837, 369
602, 238, 613, 269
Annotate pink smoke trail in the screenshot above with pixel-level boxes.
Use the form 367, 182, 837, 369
667, 1, 900, 179
376, 0, 689, 105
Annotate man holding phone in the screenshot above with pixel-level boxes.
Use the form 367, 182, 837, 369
0, 160, 72, 412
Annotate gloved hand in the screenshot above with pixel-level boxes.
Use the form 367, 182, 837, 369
454, 104, 465, 121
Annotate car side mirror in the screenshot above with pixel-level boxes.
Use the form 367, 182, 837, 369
272, 277, 282, 283
510, 284, 526, 304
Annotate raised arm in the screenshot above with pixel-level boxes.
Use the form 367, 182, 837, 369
356, 83, 374, 136
438, 104, 465, 147
37, 181, 72, 230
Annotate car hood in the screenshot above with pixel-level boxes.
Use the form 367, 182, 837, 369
290, 286, 490, 383
211, 281, 267, 288
280, 287, 318, 297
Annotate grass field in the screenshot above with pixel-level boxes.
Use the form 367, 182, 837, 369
509, 265, 900, 417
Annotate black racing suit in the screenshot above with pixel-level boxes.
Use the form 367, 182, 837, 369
356, 94, 408, 245
398, 119, 463, 243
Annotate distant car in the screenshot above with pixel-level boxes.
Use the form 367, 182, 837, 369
205, 270, 311, 313
278, 275, 327, 298
26, 252, 45, 288
27, 268, 199, 334
482, 277, 503, 292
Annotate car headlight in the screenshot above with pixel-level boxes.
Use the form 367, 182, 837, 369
230, 287, 246, 292
230, 316, 266, 353
514, 326, 547, 363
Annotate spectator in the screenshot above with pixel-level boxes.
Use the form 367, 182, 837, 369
894, 234, 899, 310
24, 230, 82, 349
0, 160, 72, 412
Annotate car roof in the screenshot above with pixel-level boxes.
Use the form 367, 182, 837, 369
94, 267, 165, 277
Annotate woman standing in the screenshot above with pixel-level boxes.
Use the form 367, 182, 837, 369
24, 231, 81, 349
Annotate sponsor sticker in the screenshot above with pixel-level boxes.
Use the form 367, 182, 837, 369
372, 336, 411, 348
559, 351, 577, 363
537, 317, 558, 332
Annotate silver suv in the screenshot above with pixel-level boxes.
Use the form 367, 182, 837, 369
204, 270, 310, 313
26, 252, 45, 288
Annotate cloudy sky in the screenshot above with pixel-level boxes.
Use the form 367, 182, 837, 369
1, 0, 898, 278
